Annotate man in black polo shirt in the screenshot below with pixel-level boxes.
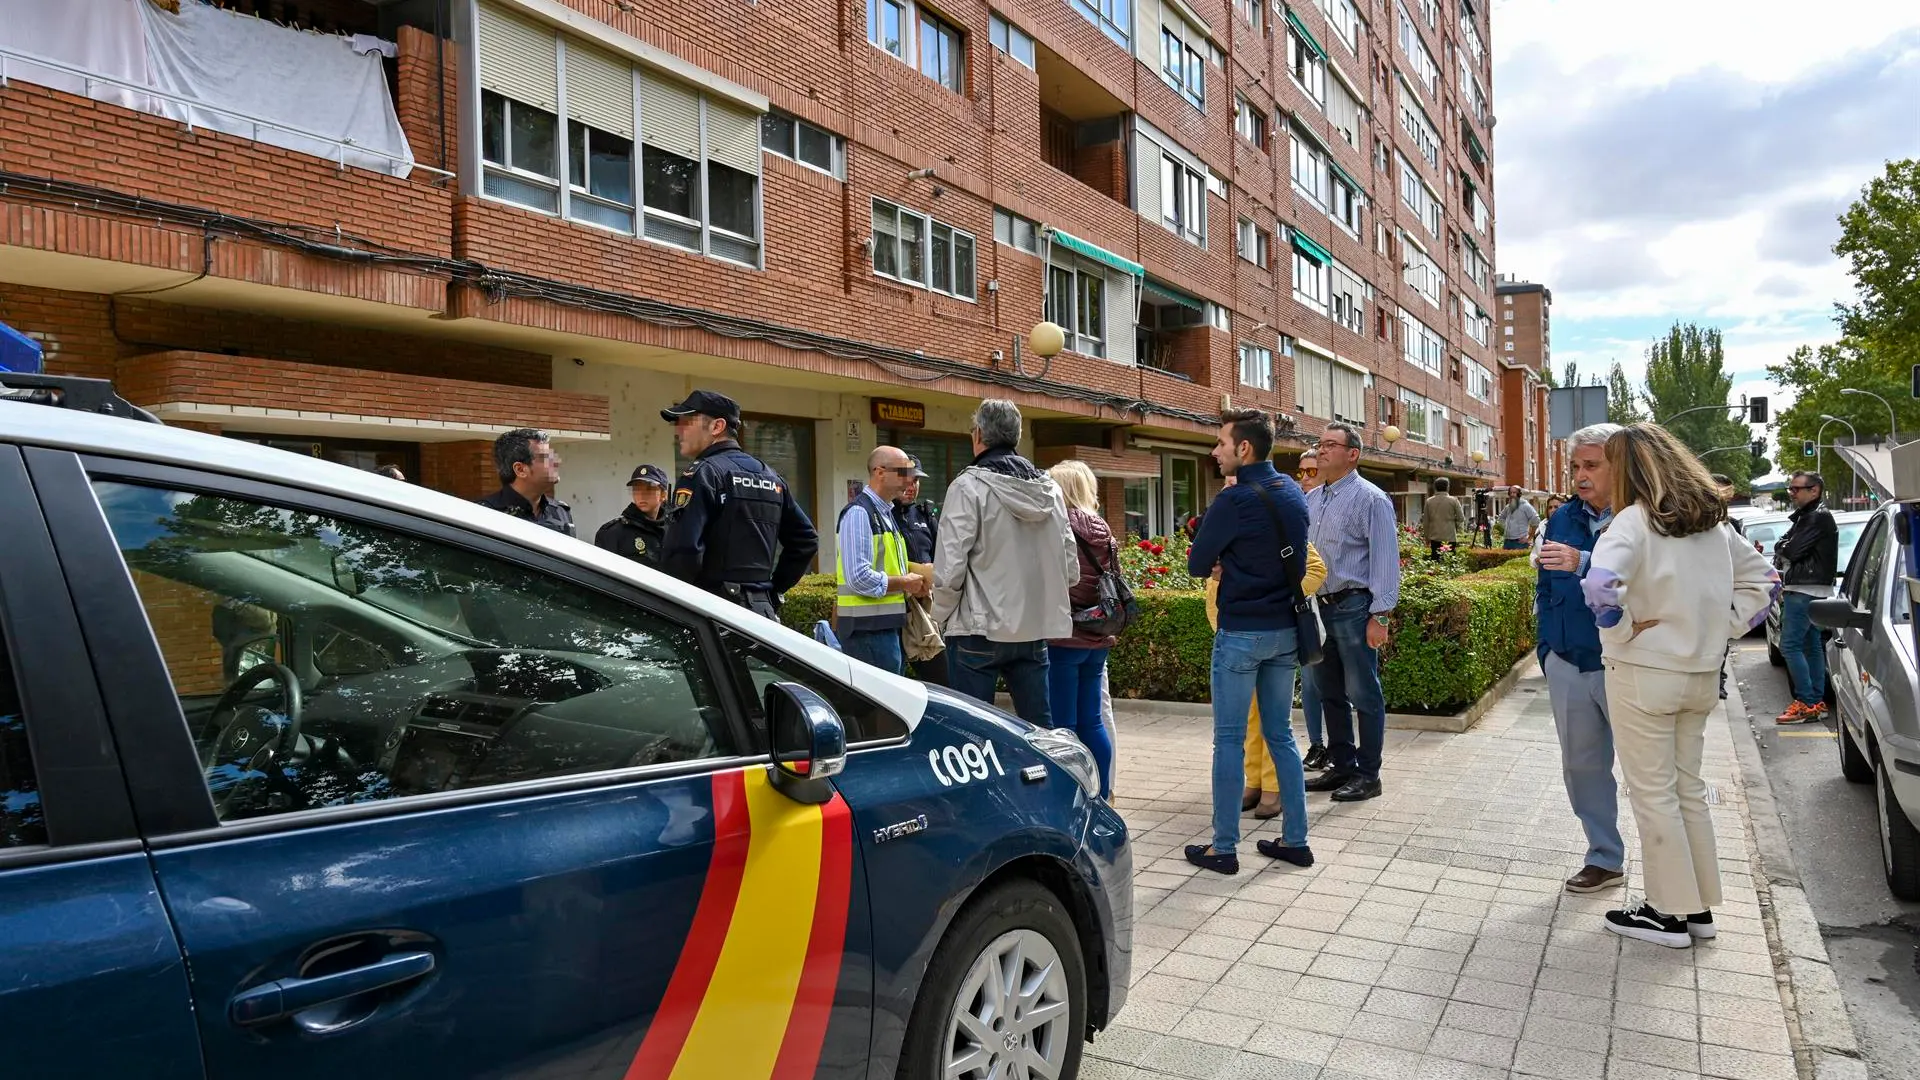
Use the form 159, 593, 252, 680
479, 428, 575, 536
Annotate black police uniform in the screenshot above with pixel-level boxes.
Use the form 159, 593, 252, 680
593, 505, 667, 569
891, 500, 940, 564
661, 440, 819, 617
479, 485, 576, 536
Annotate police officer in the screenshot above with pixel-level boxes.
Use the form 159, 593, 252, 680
593, 463, 670, 569
659, 391, 818, 618
480, 427, 575, 536
890, 456, 940, 564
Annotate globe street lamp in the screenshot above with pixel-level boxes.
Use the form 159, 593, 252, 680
1840, 388, 1898, 447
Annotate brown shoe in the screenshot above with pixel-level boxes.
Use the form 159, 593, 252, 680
1565, 865, 1625, 894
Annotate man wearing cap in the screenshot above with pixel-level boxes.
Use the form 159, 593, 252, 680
480, 427, 575, 536
659, 390, 819, 619
835, 446, 926, 674
593, 464, 670, 569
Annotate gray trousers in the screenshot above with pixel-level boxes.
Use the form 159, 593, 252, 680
1543, 651, 1626, 873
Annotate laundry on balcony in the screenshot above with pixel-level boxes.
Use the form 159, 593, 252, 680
0, 0, 416, 177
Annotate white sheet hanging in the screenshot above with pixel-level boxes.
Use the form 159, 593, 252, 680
0, 0, 154, 111
136, 0, 414, 177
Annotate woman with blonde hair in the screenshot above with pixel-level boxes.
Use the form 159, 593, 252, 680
1583, 423, 1777, 947
1046, 460, 1120, 797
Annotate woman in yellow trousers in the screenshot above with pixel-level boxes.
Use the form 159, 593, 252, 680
1205, 541, 1326, 817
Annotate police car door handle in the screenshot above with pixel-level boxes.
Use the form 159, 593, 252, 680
228, 950, 436, 1027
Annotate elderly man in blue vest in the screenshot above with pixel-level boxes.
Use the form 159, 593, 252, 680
835, 445, 927, 674
1533, 422, 1627, 894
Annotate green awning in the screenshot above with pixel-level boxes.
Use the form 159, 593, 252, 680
1290, 228, 1332, 266
1327, 158, 1365, 199
1142, 277, 1203, 310
1284, 7, 1328, 61
1044, 227, 1143, 278
1463, 123, 1487, 165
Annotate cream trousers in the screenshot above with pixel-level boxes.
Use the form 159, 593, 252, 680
1604, 658, 1724, 915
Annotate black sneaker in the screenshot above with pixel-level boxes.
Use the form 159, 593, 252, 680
1687, 911, 1716, 940
1604, 901, 1692, 948
1301, 744, 1330, 771
1184, 843, 1239, 875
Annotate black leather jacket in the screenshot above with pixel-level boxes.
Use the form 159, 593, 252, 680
1775, 498, 1838, 587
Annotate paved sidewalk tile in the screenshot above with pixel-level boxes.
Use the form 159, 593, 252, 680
1100, 667, 1800, 1080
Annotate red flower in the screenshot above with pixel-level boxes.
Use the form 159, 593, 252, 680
1137, 539, 1154, 550
1148, 542, 1165, 555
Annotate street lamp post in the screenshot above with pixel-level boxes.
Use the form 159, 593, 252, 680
1840, 388, 1898, 447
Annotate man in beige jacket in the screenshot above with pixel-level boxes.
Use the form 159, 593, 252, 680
931, 399, 1078, 723
1422, 476, 1466, 556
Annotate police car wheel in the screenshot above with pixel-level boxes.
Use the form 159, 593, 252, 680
897, 879, 1086, 1080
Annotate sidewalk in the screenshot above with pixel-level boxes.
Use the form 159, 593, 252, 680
1091, 665, 1799, 1080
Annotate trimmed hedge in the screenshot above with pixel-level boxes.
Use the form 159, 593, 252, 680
778, 561, 1537, 714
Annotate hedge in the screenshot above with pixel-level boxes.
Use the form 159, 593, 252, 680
779, 559, 1537, 714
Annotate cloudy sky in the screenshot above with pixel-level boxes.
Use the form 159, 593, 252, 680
1492, 0, 1920, 451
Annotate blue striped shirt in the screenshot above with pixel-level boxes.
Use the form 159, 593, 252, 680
1306, 471, 1402, 613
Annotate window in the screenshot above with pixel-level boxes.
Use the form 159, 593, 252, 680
1398, 154, 1441, 237
1326, 72, 1363, 150
1293, 246, 1328, 313
1159, 153, 1207, 245
1464, 178, 1490, 235
1462, 237, 1491, 290
1287, 24, 1327, 106
96, 481, 737, 824
1460, 54, 1489, 125
872, 198, 974, 298
728, 633, 908, 745
1416, 0, 1437, 27
1330, 260, 1367, 334
1505, 341, 1514, 352
1396, 3, 1438, 97
482, 89, 560, 212
1239, 342, 1273, 390
994, 207, 1040, 253
989, 12, 1036, 68
1071, 0, 1131, 47
1398, 80, 1441, 168
1329, 168, 1361, 235
869, 0, 908, 57
761, 110, 844, 177
1399, 389, 1443, 442
1318, 0, 1362, 53
1399, 307, 1443, 373
0, 624, 42, 848
1402, 235, 1441, 307
1465, 358, 1493, 401
1460, 1, 1486, 67
869, 0, 966, 93
1332, 360, 1367, 420
706, 162, 760, 264
1467, 307, 1490, 345
1503, 308, 1513, 321
1235, 94, 1267, 149
1046, 260, 1107, 357
1237, 217, 1270, 267
1238, 0, 1263, 30
1160, 20, 1206, 108
1291, 132, 1325, 204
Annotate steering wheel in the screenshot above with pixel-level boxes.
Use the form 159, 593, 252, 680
202, 663, 305, 816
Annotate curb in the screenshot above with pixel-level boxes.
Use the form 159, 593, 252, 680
1721, 669, 1868, 1080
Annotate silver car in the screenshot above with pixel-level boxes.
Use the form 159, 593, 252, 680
1809, 504, 1920, 899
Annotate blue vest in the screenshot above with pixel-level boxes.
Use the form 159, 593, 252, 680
1536, 501, 1606, 673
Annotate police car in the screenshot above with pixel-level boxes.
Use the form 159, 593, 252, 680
0, 375, 1130, 1079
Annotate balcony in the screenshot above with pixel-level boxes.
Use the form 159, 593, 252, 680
1035, 42, 1129, 207
1136, 278, 1212, 383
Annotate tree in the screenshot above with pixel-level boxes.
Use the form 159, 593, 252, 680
1641, 323, 1757, 491
1607, 361, 1646, 425
1836, 159, 1920, 349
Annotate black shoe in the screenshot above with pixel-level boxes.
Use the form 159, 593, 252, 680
1604, 901, 1692, 948
1330, 777, 1383, 802
1256, 839, 1315, 866
1304, 770, 1357, 792
1184, 843, 1239, 875
1301, 744, 1330, 771
1687, 911, 1716, 940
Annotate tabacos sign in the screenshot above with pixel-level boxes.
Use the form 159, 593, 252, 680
871, 398, 925, 428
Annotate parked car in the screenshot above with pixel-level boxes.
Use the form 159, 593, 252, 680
1766, 510, 1874, 664
1738, 511, 1793, 558
1809, 502, 1920, 899
0, 376, 1130, 1079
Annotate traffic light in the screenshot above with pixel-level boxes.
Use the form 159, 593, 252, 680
1750, 439, 1767, 468
1803, 439, 1816, 457
1748, 397, 1769, 423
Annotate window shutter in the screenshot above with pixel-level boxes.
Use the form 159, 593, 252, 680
1105, 271, 1137, 367
640, 70, 701, 159
1132, 130, 1162, 224
564, 42, 634, 138
703, 98, 761, 172
477, 3, 558, 112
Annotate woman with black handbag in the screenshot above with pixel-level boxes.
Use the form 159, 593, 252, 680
1045, 461, 1128, 798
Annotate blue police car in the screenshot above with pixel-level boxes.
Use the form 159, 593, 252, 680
0, 375, 1130, 1079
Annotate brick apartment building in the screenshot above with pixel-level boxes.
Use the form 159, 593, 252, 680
1493, 273, 1562, 494
1, 0, 1505, 552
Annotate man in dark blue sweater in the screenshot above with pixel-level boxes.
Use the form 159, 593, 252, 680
1182, 409, 1314, 875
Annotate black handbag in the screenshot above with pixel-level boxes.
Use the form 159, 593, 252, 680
1070, 530, 1138, 637
1246, 479, 1325, 666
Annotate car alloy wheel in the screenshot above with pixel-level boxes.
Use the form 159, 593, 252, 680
942, 928, 1072, 1080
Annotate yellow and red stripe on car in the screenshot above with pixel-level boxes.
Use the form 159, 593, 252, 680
625, 767, 854, 1080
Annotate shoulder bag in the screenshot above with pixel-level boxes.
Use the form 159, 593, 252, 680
1070, 529, 1138, 637
1246, 479, 1325, 666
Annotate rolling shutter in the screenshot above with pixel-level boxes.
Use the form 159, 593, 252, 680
477, 3, 557, 112
703, 98, 761, 172
1132, 130, 1162, 225
640, 70, 701, 159
1105, 271, 1137, 367
564, 41, 634, 138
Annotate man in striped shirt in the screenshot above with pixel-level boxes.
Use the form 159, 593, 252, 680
1303, 422, 1401, 802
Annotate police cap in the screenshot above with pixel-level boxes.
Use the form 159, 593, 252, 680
660, 390, 742, 425
626, 463, 670, 489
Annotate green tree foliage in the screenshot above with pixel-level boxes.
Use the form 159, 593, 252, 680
1641, 323, 1757, 490
1607, 361, 1647, 425
1836, 159, 1920, 348
1766, 340, 1911, 502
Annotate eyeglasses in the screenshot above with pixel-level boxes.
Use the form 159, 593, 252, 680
1314, 439, 1358, 451
1787, 485, 1813, 492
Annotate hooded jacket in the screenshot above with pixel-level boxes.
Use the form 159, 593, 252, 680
930, 446, 1077, 642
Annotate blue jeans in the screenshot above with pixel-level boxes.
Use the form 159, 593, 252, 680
1543, 651, 1625, 872
947, 635, 1051, 725
1211, 628, 1308, 855
1780, 592, 1827, 706
1300, 667, 1323, 747
1313, 591, 1389, 780
1047, 645, 1113, 798
841, 627, 904, 675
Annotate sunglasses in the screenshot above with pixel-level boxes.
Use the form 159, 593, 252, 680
1787, 485, 1813, 492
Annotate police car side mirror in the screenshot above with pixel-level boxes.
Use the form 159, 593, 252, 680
766, 681, 846, 805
